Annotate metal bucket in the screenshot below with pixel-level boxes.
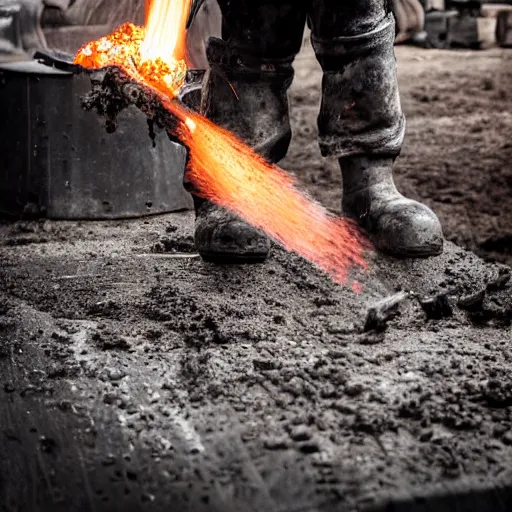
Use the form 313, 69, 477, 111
0, 59, 194, 220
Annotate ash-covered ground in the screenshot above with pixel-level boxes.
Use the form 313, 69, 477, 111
1, 44, 512, 512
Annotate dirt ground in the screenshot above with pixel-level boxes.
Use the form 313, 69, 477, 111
284, 42, 512, 267
1, 44, 512, 512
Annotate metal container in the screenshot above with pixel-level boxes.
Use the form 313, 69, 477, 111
0, 59, 193, 220
497, 10, 512, 47
447, 13, 481, 49
424, 10, 458, 48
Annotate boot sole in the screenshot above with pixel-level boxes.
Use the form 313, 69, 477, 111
380, 244, 444, 259
199, 252, 269, 264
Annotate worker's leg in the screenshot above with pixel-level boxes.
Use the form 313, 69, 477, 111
309, 0, 443, 257
191, 0, 309, 263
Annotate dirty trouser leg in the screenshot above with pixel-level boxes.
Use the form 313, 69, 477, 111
191, 1, 309, 263
309, 0, 405, 158
309, 0, 443, 257
202, 0, 309, 161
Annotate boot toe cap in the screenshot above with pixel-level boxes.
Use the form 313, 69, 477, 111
372, 200, 444, 257
195, 216, 270, 263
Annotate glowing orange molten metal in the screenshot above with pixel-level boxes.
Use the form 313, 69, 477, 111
74, 0, 191, 97
74, 0, 370, 287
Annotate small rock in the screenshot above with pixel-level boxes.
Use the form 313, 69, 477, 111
107, 368, 126, 381
502, 431, 512, 446
299, 440, 320, 454
273, 315, 286, 325
283, 376, 305, 396
364, 292, 407, 332
400, 371, 420, 383
103, 392, 117, 405
344, 382, 365, 397
263, 436, 289, 451
289, 425, 312, 442
458, 289, 486, 311
253, 359, 275, 371
118, 395, 133, 410
487, 269, 511, 292
419, 294, 453, 320
419, 428, 433, 442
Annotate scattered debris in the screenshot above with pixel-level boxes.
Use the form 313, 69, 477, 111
298, 440, 320, 454
151, 235, 196, 254
289, 425, 312, 442
458, 289, 486, 311
419, 293, 453, 320
359, 331, 386, 345
363, 291, 408, 332
456, 269, 511, 326
486, 268, 511, 292
263, 436, 289, 451
253, 359, 276, 371
344, 381, 365, 397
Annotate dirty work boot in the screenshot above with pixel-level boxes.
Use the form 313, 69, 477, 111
341, 156, 444, 257
191, 40, 290, 263
192, 196, 270, 263
308, 4, 442, 257
191, 1, 306, 263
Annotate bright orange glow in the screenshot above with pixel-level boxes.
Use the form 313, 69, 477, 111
74, 0, 191, 97
73, 0, 370, 287
141, 0, 192, 63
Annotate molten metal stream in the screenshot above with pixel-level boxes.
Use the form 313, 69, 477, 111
74, 0, 370, 287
